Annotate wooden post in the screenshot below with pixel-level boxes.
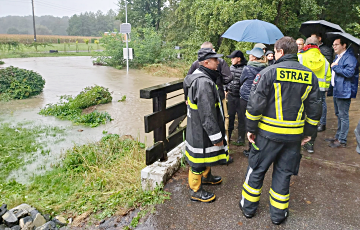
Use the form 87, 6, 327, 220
152, 94, 167, 161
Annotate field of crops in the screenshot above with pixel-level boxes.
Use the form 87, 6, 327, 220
0, 34, 102, 44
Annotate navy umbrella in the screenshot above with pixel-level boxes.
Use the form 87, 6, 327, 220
299, 20, 344, 38
221, 19, 284, 44
326, 32, 360, 58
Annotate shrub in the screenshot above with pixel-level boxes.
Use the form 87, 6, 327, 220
39, 85, 113, 127
0, 66, 45, 100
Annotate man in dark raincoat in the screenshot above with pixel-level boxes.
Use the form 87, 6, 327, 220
183, 48, 229, 202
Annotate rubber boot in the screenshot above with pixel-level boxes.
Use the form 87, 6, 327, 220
202, 167, 222, 185
188, 169, 216, 203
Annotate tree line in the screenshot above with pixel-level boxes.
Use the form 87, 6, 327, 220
116, 0, 360, 61
0, 10, 120, 37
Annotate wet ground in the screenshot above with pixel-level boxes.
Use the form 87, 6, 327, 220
0, 57, 181, 182
134, 96, 360, 230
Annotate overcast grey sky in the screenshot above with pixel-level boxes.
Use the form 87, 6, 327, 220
0, 0, 119, 17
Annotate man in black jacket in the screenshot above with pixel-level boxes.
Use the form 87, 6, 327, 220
224, 50, 247, 144
311, 33, 334, 64
239, 37, 321, 225
187, 42, 232, 139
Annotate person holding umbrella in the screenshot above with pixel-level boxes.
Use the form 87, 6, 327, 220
327, 37, 359, 148
311, 33, 334, 65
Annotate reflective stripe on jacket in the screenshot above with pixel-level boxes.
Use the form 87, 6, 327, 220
245, 54, 322, 142
298, 48, 331, 91
183, 69, 229, 167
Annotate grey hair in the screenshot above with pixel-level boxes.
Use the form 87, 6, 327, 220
200, 42, 214, 49
305, 37, 319, 45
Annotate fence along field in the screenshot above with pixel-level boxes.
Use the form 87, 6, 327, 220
0, 34, 101, 44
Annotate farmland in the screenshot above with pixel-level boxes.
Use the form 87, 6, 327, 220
0, 34, 101, 44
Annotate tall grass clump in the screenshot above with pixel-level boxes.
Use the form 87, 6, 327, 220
39, 85, 113, 127
0, 66, 45, 101
0, 133, 170, 220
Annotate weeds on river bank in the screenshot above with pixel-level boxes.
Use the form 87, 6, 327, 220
0, 122, 65, 181
0, 133, 170, 224
39, 85, 113, 127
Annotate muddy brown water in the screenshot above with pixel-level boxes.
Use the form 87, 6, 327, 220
0, 56, 182, 183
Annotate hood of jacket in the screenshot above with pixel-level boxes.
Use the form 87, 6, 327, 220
246, 61, 267, 75
299, 48, 325, 71
184, 69, 211, 89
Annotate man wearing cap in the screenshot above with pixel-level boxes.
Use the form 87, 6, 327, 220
183, 48, 230, 202
239, 47, 267, 152
239, 37, 321, 225
224, 50, 247, 144
187, 42, 232, 139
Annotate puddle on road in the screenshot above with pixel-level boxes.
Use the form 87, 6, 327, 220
0, 56, 183, 183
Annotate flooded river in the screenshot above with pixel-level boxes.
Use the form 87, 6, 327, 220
0, 56, 182, 182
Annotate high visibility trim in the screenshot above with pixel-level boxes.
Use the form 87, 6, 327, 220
215, 102, 220, 107
190, 168, 204, 175
270, 188, 289, 201
258, 122, 304, 135
296, 86, 312, 121
242, 190, 260, 202
216, 85, 219, 90
324, 58, 329, 77
261, 116, 305, 127
274, 83, 283, 121
305, 117, 319, 126
246, 110, 262, 121
185, 150, 229, 164
185, 141, 228, 154
298, 54, 303, 64
243, 182, 262, 195
209, 132, 222, 142
187, 97, 198, 110
270, 196, 289, 209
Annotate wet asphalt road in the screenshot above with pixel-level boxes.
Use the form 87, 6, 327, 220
136, 97, 360, 230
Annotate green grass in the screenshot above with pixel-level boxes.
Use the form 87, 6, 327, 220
39, 86, 113, 127
0, 133, 170, 225
0, 122, 65, 181
0, 43, 103, 59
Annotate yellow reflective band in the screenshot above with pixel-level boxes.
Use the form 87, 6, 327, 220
242, 190, 260, 203
215, 102, 220, 107
261, 116, 305, 127
296, 86, 312, 121
274, 83, 283, 121
216, 85, 219, 90
277, 68, 312, 85
243, 182, 262, 195
269, 188, 289, 201
185, 151, 228, 164
246, 110, 262, 121
306, 117, 319, 126
258, 122, 304, 135
269, 196, 289, 209
187, 97, 198, 110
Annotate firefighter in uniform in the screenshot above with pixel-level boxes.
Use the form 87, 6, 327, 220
183, 48, 229, 202
239, 37, 322, 224
298, 36, 331, 153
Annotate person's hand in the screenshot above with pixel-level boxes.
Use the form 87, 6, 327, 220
214, 140, 223, 146
331, 63, 338, 68
247, 132, 256, 144
301, 136, 311, 146
185, 101, 188, 105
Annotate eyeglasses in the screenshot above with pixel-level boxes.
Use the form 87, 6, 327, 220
333, 44, 341, 47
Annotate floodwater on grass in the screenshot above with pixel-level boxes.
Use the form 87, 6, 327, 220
0, 56, 183, 183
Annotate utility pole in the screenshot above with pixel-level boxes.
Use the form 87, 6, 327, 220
125, 0, 129, 74
31, 0, 37, 42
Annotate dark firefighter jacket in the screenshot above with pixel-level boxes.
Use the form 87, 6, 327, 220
183, 69, 229, 167
245, 54, 322, 142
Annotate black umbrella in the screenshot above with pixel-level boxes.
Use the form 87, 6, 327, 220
326, 32, 360, 58
299, 20, 344, 38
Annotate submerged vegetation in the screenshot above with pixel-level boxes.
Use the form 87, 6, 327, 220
0, 122, 65, 181
39, 85, 113, 127
1, 132, 170, 226
0, 66, 45, 101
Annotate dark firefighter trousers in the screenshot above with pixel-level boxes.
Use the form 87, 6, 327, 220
240, 134, 302, 222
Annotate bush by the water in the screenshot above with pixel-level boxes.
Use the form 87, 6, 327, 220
0, 60, 4, 64
39, 85, 113, 127
0, 66, 45, 100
